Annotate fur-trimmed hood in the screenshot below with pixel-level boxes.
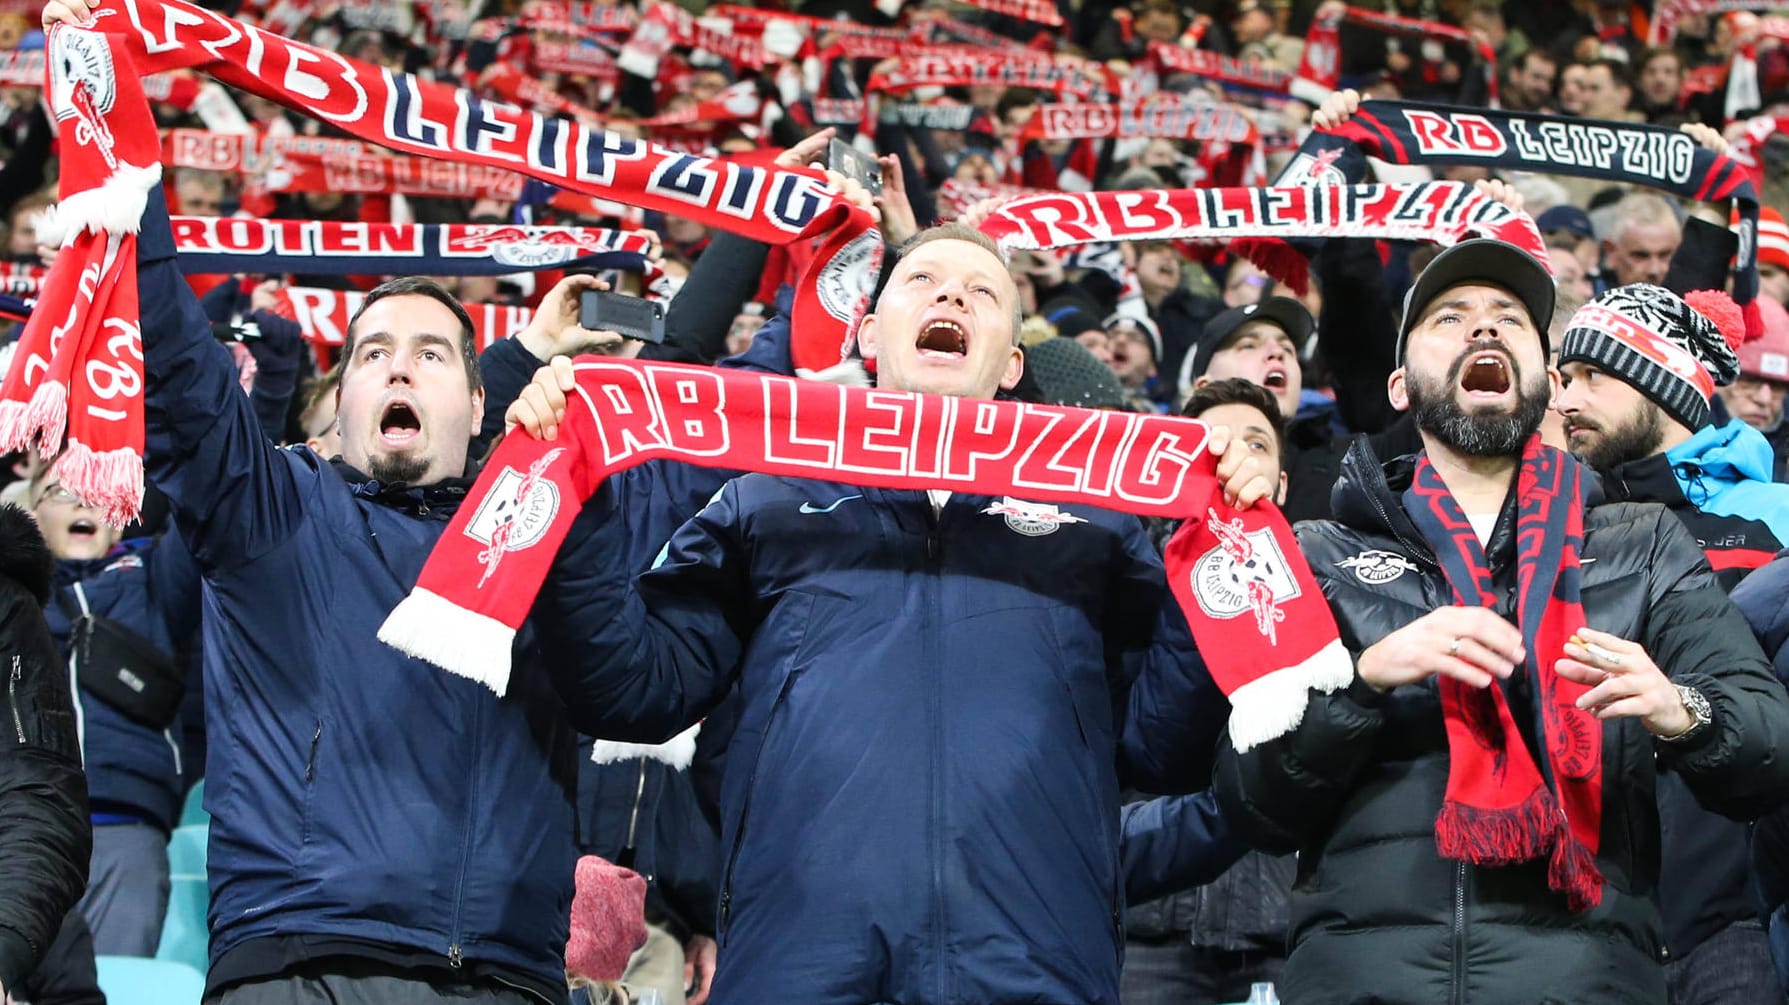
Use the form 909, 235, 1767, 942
0, 503, 54, 605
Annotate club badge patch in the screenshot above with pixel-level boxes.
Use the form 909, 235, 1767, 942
1193, 510, 1299, 643
1337, 549, 1417, 585
982, 496, 1087, 537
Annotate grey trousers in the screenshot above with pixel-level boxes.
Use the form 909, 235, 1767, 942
208, 971, 542, 1005
76, 822, 170, 957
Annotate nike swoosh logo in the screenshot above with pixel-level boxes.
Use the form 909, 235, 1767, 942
1580, 558, 1596, 565
799, 495, 862, 515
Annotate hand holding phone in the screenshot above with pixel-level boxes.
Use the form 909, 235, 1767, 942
827, 137, 884, 197
578, 290, 667, 344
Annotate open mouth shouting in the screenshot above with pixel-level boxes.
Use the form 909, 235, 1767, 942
1459, 348, 1514, 402
379, 399, 424, 449
1262, 366, 1290, 392
915, 316, 969, 362
66, 517, 98, 543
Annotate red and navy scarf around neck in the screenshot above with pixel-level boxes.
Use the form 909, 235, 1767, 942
1402, 438, 1603, 911
1283, 99, 1765, 334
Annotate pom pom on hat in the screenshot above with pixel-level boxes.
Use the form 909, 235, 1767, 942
1685, 289, 1750, 352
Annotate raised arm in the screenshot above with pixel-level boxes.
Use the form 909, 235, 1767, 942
138, 189, 306, 574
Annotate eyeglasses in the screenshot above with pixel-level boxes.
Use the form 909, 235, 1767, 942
33, 484, 80, 507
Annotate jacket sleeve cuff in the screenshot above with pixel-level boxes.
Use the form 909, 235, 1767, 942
0, 923, 39, 992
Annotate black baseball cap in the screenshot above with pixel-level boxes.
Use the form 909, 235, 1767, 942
1193, 296, 1314, 377
1396, 239, 1556, 361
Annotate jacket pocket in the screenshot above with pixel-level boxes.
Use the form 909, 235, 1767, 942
299, 717, 323, 849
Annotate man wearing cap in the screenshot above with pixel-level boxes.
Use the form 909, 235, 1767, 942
1185, 296, 1419, 522
1715, 294, 1789, 479
1212, 239, 1789, 1003
1098, 314, 1167, 412
1553, 283, 1789, 1004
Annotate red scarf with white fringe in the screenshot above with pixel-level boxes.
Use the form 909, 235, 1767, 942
85, 0, 881, 381
0, 25, 159, 525
378, 358, 1352, 753
1404, 439, 1603, 911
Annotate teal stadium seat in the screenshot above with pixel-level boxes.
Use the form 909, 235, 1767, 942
179, 780, 208, 827
156, 824, 209, 974
95, 956, 205, 1004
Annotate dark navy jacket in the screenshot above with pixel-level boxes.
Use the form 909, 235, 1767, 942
535, 469, 1228, 1005
43, 535, 198, 832
136, 192, 626, 1002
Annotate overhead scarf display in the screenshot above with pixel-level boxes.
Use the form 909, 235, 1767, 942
84, 0, 880, 375
1282, 99, 1763, 331
1018, 98, 1260, 146
165, 217, 654, 277
0, 25, 159, 525
377, 356, 1351, 754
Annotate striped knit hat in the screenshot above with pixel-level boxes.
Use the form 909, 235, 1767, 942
1558, 284, 1747, 432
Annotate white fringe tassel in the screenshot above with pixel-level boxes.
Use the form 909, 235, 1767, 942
1226, 638, 1355, 753
378, 587, 518, 696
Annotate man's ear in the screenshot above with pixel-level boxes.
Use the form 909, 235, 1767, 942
470, 386, 487, 432
1192, 374, 1212, 391
856, 315, 881, 361
1000, 343, 1024, 391
1274, 471, 1288, 507
1387, 366, 1410, 413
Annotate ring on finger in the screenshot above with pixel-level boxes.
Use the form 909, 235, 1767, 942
1448, 637, 1462, 657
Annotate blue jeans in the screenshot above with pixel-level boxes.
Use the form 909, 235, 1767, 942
1665, 919, 1780, 1005
1120, 941, 1283, 1005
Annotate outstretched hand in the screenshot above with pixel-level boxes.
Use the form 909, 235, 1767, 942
506, 355, 578, 440
1311, 88, 1361, 131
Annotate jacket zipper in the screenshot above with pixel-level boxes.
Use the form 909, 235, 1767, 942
447, 695, 484, 967
925, 502, 948, 1004
1451, 861, 1468, 1005
619, 759, 648, 870
717, 668, 803, 940
8, 655, 25, 744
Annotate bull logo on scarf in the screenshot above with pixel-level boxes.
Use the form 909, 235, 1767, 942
1192, 510, 1299, 643
48, 26, 119, 171
465, 448, 566, 587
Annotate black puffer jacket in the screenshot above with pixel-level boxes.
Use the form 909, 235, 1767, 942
1214, 441, 1789, 1005
0, 505, 91, 993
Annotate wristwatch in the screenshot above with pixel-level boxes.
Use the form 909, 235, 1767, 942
1659, 684, 1713, 744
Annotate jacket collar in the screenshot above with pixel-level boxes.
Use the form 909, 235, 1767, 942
1332, 436, 1606, 572
331, 457, 476, 521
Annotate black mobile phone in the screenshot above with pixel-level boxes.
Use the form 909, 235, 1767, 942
578, 289, 667, 344
827, 137, 884, 196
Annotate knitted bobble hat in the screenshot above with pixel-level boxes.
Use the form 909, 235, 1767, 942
1557, 284, 1749, 431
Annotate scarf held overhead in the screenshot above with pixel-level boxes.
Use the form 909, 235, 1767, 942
1283, 99, 1764, 331
167, 216, 652, 277
0, 26, 159, 526
378, 358, 1351, 752
85, 0, 881, 373
1403, 440, 1603, 912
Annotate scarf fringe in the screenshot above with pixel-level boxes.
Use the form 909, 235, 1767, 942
51, 440, 144, 527
1435, 785, 1562, 866
590, 723, 702, 769
1227, 637, 1354, 752
377, 586, 518, 696
10, 379, 69, 457
35, 162, 162, 248
1230, 237, 1312, 297
1548, 834, 1605, 912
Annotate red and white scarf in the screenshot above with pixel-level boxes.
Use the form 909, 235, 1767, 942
1019, 98, 1260, 147
377, 358, 1352, 752
0, 26, 159, 526
85, 0, 881, 377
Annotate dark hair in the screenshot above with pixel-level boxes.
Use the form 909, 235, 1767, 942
1638, 46, 1684, 74
1587, 57, 1633, 89
1181, 377, 1287, 448
344, 277, 481, 390
891, 223, 1023, 343
1517, 48, 1556, 72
